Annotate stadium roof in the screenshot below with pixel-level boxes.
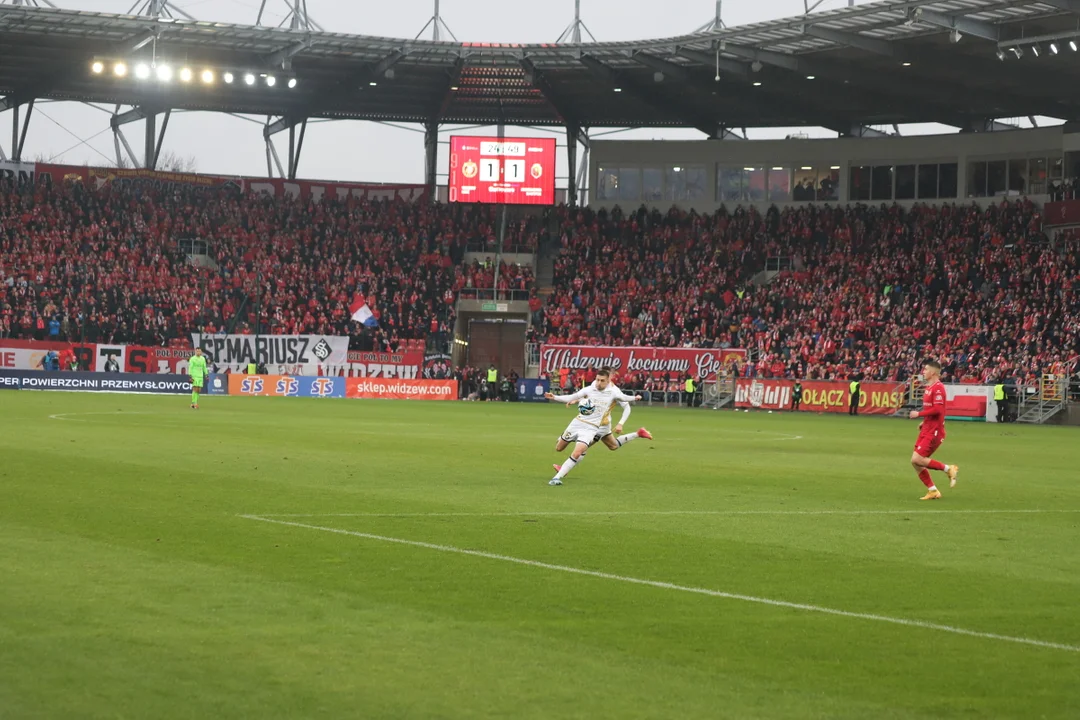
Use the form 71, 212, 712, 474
1, 0, 1080, 139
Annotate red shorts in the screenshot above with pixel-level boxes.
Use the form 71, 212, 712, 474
914, 431, 943, 457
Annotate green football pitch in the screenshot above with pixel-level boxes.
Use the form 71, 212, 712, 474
1, 392, 1078, 719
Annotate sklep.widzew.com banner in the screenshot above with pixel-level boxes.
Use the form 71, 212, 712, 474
191, 334, 349, 373
345, 378, 458, 401
539, 345, 746, 382
734, 378, 906, 415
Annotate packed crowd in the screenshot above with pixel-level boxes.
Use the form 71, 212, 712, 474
0, 177, 535, 353
540, 201, 1080, 384
4, 171, 1079, 386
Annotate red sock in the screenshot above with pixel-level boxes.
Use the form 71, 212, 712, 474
926, 460, 946, 472
918, 470, 934, 488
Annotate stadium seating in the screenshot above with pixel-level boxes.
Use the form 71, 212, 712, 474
0, 177, 534, 352
3, 174, 1078, 385
540, 201, 1080, 385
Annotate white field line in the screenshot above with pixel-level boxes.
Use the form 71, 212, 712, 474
48, 411, 159, 421
254, 509, 1080, 519
240, 514, 1080, 654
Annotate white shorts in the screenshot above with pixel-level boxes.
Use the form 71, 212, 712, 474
560, 418, 603, 446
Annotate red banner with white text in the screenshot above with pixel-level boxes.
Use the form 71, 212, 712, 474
318, 350, 425, 379
1, 340, 194, 374
1043, 200, 1080, 228
539, 345, 746, 382
734, 378, 906, 415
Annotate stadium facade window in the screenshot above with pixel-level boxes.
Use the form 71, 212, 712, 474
917, 164, 938, 200
684, 165, 707, 202
871, 165, 894, 201
767, 168, 792, 203
618, 167, 642, 203
1065, 152, 1080, 180
986, 160, 1007, 197
1050, 155, 1064, 181
849, 166, 871, 201
716, 166, 747, 203
939, 163, 958, 198
747, 167, 767, 202
1007, 159, 1026, 195
643, 167, 663, 203
596, 167, 619, 201
967, 161, 988, 198
895, 165, 916, 200
1029, 158, 1047, 195
792, 167, 816, 201
817, 167, 840, 201
666, 165, 706, 203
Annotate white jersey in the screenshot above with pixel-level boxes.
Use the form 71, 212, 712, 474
551, 382, 637, 429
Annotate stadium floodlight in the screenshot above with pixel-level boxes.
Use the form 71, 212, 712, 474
91, 61, 104, 74
288, 78, 298, 89
996, 50, 1006, 61
114, 62, 128, 77
806, 75, 815, 80
135, 63, 151, 80
223, 72, 235, 84
368, 81, 377, 86
201, 69, 214, 84
901, 61, 912, 67
244, 73, 256, 85
752, 81, 762, 86
180, 67, 193, 82
1050, 43, 1059, 55
156, 65, 173, 82
266, 75, 277, 87
1031, 45, 1039, 57
613, 87, 622, 93
1072, 41, 1078, 52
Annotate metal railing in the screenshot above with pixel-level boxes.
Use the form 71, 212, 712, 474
458, 289, 532, 302
465, 242, 537, 255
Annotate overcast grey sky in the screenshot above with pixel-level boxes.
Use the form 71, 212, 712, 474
8, 0, 1050, 184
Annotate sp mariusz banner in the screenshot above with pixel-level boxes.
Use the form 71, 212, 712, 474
192, 334, 349, 371
734, 378, 905, 415
540, 345, 746, 381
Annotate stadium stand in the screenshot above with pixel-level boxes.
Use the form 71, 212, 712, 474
540, 202, 1080, 385
2, 175, 1078, 386
0, 177, 534, 353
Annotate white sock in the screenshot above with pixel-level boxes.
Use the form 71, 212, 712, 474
616, 433, 638, 447
555, 456, 578, 479
943, 465, 951, 472
929, 485, 938, 491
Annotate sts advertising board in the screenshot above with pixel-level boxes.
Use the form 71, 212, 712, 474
448, 136, 556, 205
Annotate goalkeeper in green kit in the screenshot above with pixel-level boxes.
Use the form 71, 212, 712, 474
188, 347, 208, 410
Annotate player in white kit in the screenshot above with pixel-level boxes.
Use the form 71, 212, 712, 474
544, 368, 652, 486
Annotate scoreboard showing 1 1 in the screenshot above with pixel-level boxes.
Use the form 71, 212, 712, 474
449, 136, 556, 205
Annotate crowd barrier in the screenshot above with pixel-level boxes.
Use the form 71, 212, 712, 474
0, 340, 425, 378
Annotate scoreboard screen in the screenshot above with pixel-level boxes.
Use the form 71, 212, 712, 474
448, 136, 557, 205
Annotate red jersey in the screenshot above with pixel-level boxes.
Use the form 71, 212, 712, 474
919, 380, 947, 437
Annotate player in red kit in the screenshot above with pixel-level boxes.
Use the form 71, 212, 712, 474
908, 360, 960, 500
